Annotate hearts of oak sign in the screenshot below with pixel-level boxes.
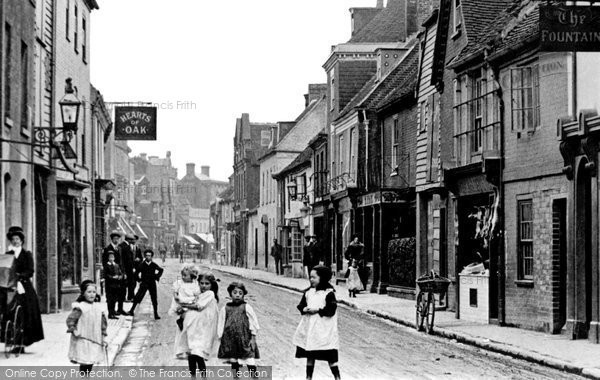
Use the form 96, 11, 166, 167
114, 106, 157, 140
540, 5, 600, 52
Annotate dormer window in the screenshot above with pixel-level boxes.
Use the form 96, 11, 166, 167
453, 0, 462, 35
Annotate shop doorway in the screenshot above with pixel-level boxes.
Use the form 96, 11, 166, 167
457, 193, 497, 321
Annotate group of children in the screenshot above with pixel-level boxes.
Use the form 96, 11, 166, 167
65, 262, 343, 380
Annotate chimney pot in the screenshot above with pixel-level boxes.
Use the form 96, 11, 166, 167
201, 166, 210, 178
186, 163, 196, 177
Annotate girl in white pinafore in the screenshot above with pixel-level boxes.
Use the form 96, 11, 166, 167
66, 280, 107, 373
169, 265, 200, 359
293, 265, 341, 380
174, 271, 220, 376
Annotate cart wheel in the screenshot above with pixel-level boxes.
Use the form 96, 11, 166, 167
12, 306, 23, 357
415, 291, 428, 331
415, 292, 422, 331
425, 292, 436, 334
4, 320, 13, 358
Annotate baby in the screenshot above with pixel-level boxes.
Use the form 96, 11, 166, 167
170, 265, 200, 330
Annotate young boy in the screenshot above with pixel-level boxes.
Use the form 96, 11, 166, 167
128, 250, 164, 320
103, 252, 124, 319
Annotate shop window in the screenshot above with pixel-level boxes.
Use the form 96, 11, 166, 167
511, 65, 540, 133
518, 199, 534, 280
292, 227, 302, 262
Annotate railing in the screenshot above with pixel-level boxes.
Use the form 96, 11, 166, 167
453, 121, 500, 166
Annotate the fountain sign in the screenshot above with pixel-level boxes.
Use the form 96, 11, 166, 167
114, 106, 157, 140
540, 5, 600, 51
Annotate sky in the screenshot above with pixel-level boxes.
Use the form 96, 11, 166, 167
91, 0, 375, 182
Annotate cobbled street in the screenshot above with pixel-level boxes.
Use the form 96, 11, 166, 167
114, 259, 585, 380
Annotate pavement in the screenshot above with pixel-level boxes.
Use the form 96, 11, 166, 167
207, 263, 600, 380
0, 304, 133, 367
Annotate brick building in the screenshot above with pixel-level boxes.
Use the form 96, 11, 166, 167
133, 152, 178, 249
232, 114, 275, 267
324, 0, 432, 288
253, 86, 328, 275
0, 0, 36, 288
416, 0, 600, 342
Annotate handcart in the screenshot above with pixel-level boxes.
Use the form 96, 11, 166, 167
415, 270, 450, 334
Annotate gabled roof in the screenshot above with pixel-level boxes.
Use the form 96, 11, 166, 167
349, 0, 408, 43
431, 0, 514, 85
335, 41, 419, 121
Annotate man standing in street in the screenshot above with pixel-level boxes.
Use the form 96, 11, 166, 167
308, 235, 322, 273
120, 234, 136, 302
174, 241, 183, 263
270, 239, 283, 275
127, 249, 164, 320
103, 231, 126, 314
102, 231, 122, 268
132, 235, 143, 263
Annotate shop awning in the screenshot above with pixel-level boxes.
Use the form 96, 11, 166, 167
192, 233, 215, 244
135, 224, 148, 240
183, 235, 200, 245
118, 216, 136, 236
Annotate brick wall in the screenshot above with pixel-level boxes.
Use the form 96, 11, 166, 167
501, 52, 569, 183
504, 176, 568, 332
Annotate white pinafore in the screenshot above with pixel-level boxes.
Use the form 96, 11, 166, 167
292, 288, 339, 351
68, 302, 106, 365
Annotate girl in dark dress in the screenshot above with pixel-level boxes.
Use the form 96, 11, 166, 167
217, 282, 260, 377
0, 226, 44, 353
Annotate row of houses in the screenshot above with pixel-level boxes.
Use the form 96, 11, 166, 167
132, 152, 227, 256
211, 0, 600, 342
0, 0, 151, 311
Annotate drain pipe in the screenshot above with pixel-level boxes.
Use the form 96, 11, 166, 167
487, 50, 506, 326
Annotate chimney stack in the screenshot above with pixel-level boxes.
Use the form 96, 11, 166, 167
140, 153, 147, 160
186, 163, 196, 177
201, 166, 210, 178
376, 0, 384, 8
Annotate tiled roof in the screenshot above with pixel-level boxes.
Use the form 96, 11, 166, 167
348, 0, 408, 43
277, 145, 313, 178
450, 0, 539, 67
336, 43, 419, 120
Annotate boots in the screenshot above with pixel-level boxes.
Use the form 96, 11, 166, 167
153, 305, 160, 320
126, 303, 137, 316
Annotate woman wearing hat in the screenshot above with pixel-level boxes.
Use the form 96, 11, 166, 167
0, 226, 44, 353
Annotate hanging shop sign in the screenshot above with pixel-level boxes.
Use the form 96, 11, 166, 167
114, 106, 157, 140
540, 5, 600, 52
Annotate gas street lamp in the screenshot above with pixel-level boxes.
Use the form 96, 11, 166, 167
287, 181, 297, 200
58, 78, 81, 136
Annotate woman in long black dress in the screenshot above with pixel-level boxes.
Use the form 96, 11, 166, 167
1, 226, 44, 353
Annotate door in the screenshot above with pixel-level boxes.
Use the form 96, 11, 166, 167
264, 224, 269, 268
254, 228, 258, 267
34, 168, 48, 313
